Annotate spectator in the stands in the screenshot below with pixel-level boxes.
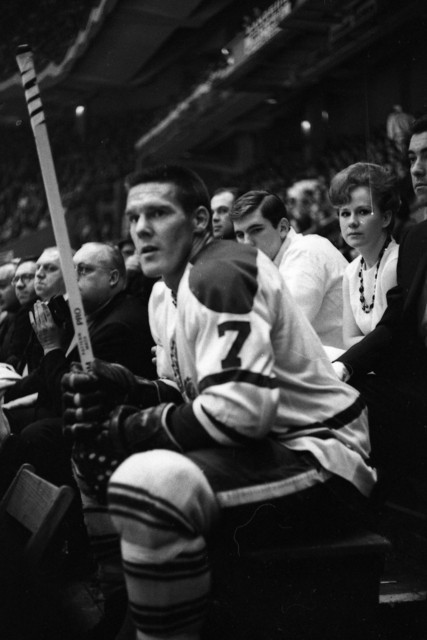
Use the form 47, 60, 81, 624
211, 187, 240, 239
34, 246, 66, 303
329, 163, 400, 348
333, 115, 427, 481
5, 256, 39, 373
3, 242, 156, 486
117, 236, 136, 261
0, 262, 19, 362
231, 190, 347, 349
14, 247, 67, 377
386, 104, 414, 154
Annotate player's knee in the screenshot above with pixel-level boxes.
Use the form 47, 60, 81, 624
107, 449, 218, 532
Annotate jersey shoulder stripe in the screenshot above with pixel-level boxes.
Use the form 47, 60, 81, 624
322, 396, 365, 430
198, 369, 278, 393
189, 240, 258, 313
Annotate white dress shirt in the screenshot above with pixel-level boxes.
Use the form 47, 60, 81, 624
274, 228, 347, 349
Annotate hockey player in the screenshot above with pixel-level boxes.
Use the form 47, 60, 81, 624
63, 165, 376, 640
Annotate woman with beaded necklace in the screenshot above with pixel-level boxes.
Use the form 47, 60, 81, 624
329, 162, 400, 348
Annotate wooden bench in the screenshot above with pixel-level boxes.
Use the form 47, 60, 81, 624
206, 528, 391, 640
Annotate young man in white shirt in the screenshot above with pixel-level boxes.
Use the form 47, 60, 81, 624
231, 190, 347, 349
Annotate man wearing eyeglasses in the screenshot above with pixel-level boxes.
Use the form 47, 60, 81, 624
0, 262, 20, 363
4, 257, 38, 373
13, 258, 38, 307
2, 242, 155, 491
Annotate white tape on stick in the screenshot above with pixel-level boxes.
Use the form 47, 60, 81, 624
16, 45, 94, 371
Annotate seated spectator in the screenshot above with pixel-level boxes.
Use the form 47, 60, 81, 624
117, 236, 136, 262
210, 187, 240, 239
329, 163, 400, 348
2, 242, 155, 489
0, 262, 19, 362
231, 190, 348, 349
5, 256, 39, 373
333, 115, 427, 482
62, 165, 376, 640
8, 247, 66, 386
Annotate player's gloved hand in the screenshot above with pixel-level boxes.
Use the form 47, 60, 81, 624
62, 359, 160, 440
71, 403, 181, 504
108, 403, 182, 455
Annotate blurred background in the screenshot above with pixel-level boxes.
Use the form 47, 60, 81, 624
0, 0, 425, 259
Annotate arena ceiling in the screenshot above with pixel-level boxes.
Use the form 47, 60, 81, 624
0, 0, 272, 120
0, 0, 425, 160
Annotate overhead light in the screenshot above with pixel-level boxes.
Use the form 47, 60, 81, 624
301, 120, 311, 133
76, 105, 85, 117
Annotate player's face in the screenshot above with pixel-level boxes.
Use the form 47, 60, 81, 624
126, 182, 195, 291
13, 261, 37, 305
233, 208, 284, 261
34, 249, 65, 302
211, 191, 235, 239
338, 186, 390, 251
408, 131, 427, 203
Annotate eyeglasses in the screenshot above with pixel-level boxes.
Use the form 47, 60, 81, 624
74, 264, 113, 278
12, 273, 35, 286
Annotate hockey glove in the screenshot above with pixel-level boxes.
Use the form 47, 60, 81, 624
72, 402, 180, 504
62, 359, 161, 439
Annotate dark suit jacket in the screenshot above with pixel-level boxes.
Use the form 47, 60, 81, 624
6, 290, 156, 416
338, 219, 427, 398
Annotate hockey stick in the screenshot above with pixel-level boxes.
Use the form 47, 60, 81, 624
16, 44, 94, 372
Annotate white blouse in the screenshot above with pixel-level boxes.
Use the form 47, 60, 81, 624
342, 238, 399, 348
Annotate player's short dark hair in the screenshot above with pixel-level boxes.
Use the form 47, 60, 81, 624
126, 165, 211, 217
329, 163, 400, 230
230, 190, 288, 229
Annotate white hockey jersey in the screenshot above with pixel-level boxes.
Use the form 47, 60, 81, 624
149, 240, 376, 497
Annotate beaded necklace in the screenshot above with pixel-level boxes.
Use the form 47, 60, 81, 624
358, 236, 391, 314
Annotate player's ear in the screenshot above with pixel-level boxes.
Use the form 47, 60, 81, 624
279, 217, 290, 240
192, 206, 210, 234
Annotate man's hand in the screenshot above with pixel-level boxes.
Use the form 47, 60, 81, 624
30, 300, 62, 355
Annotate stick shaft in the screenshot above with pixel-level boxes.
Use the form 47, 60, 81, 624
16, 46, 94, 371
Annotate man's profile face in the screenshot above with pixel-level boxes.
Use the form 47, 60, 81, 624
211, 191, 235, 239
34, 248, 65, 302
126, 182, 195, 291
408, 131, 427, 203
233, 208, 284, 261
